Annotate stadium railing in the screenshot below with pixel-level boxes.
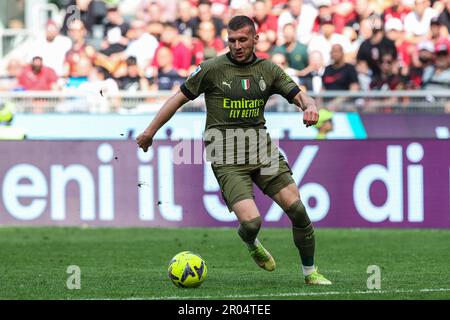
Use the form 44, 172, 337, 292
0, 90, 449, 114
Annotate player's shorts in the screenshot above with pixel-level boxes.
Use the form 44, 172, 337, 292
211, 152, 295, 212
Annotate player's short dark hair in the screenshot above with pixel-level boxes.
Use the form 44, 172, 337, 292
227, 15, 256, 34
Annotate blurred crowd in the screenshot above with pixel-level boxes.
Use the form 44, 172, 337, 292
1, 0, 450, 95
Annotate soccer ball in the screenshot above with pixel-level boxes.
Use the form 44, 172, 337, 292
167, 251, 207, 288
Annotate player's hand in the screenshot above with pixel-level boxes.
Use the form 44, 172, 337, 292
303, 106, 319, 127
136, 132, 154, 152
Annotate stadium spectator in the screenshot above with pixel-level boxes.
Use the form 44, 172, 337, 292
4, 0, 450, 98
357, 15, 378, 42
332, 0, 358, 34
432, 0, 446, 15
271, 0, 289, 15
192, 21, 226, 65
322, 44, 359, 90
79, 66, 119, 113
428, 17, 450, 49
255, 31, 273, 59
277, 0, 317, 45
406, 41, 435, 89
403, 0, 439, 43
103, 6, 130, 39
150, 46, 185, 91
437, 0, 450, 33
271, 52, 300, 84
61, 0, 107, 36
124, 20, 159, 72
31, 20, 72, 77
367, 51, 405, 111
137, 0, 163, 23
116, 56, 150, 91
64, 19, 97, 78
148, 21, 165, 40
18, 57, 59, 91
229, 0, 255, 18
253, 0, 278, 44
207, 0, 230, 18
382, 0, 411, 23
65, 56, 93, 88
298, 50, 325, 93
311, 0, 336, 34
190, 0, 225, 38
266, 53, 301, 111
175, 0, 196, 37
423, 43, 450, 89
116, 0, 142, 18
272, 23, 309, 71
369, 52, 404, 90
308, 16, 352, 66
100, 27, 128, 56
341, 26, 361, 64
345, 0, 377, 37
93, 18, 160, 78
320, 43, 359, 111
384, 18, 413, 75
151, 22, 193, 77
0, 59, 23, 91
137, 0, 177, 23
356, 15, 398, 79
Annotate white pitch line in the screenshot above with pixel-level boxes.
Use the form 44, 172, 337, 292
90, 288, 450, 300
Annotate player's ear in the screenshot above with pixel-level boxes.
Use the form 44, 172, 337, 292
254, 34, 259, 44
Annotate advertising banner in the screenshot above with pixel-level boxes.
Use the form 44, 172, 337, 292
360, 114, 450, 139
13, 113, 365, 140
0, 140, 448, 228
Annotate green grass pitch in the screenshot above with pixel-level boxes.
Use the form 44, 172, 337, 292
0, 227, 449, 300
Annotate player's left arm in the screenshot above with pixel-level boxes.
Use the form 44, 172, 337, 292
291, 91, 319, 128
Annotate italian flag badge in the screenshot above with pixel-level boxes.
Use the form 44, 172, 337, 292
241, 79, 250, 90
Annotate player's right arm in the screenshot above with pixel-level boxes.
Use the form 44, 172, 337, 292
136, 90, 189, 152
137, 62, 210, 152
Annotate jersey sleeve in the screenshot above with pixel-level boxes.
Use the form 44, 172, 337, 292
271, 63, 301, 103
180, 63, 210, 100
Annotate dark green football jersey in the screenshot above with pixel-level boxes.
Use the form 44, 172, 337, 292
181, 53, 300, 165
181, 53, 300, 131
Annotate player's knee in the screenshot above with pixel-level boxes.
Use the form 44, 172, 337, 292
239, 216, 262, 234
285, 200, 311, 228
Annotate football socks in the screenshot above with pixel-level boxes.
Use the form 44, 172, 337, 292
286, 201, 316, 268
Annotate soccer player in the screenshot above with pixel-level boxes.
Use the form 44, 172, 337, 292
137, 15, 331, 285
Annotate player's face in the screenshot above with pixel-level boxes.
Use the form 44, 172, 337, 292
227, 26, 258, 63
